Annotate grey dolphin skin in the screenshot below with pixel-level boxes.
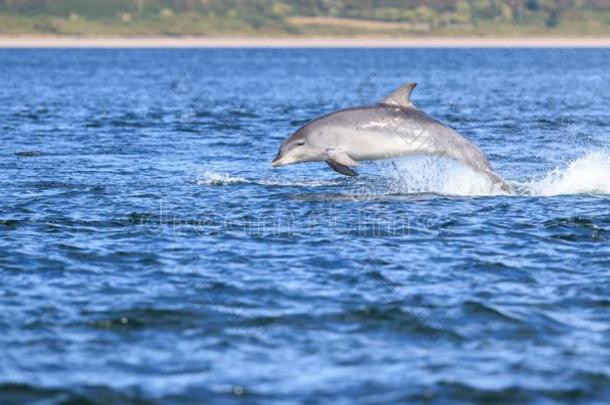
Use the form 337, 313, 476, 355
272, 83, 511, 193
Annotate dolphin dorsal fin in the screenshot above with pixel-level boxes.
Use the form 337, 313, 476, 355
380, 82, 417, 108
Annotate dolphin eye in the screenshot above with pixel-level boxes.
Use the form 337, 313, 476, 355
296, 141, 305, 146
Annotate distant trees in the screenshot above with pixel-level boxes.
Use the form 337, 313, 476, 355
540, 0, 574, 27
0, 0, 607, 29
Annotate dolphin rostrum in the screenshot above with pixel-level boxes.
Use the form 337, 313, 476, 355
272, 83, 510, 193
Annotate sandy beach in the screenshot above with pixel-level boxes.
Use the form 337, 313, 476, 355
0, 36, 609, 48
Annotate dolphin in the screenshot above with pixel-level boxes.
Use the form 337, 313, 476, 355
271, 83, 510, 193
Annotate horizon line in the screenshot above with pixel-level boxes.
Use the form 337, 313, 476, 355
1, 36, 610, 48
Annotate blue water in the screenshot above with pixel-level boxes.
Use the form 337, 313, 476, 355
1, 48, 609, 403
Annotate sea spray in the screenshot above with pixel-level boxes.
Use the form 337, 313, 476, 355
527, 151, 610, 196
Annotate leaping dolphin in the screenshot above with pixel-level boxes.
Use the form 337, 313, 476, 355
272, 83, 510, 193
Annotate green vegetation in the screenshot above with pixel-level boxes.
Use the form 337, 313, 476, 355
0, 0, 608, 36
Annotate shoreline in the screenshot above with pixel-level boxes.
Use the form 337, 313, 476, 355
1, 36, 610, 48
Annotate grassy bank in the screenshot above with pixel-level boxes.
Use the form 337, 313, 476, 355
0, 11, 609, 38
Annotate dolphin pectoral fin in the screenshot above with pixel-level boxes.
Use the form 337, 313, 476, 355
325, 149, 358, 167
326, 159, 359, 177
325, 149, 359, 176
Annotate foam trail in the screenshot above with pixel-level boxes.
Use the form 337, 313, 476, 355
196, 170, 338, 187
196, 171, 247, 186
527, 151, 610, 196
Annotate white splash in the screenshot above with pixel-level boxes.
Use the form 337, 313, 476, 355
371, 156, 506, 196
527, 151, 610, 196
367, 152, 610, 197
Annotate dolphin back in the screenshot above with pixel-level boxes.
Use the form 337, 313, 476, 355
339, 105, 512, 192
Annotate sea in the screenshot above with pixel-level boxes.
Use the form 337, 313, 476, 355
0, 48, 609, 403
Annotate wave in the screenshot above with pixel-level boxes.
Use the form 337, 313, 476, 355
196, 151, 610, 197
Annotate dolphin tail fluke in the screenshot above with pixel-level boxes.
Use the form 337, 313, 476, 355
484, 171, 512, 194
